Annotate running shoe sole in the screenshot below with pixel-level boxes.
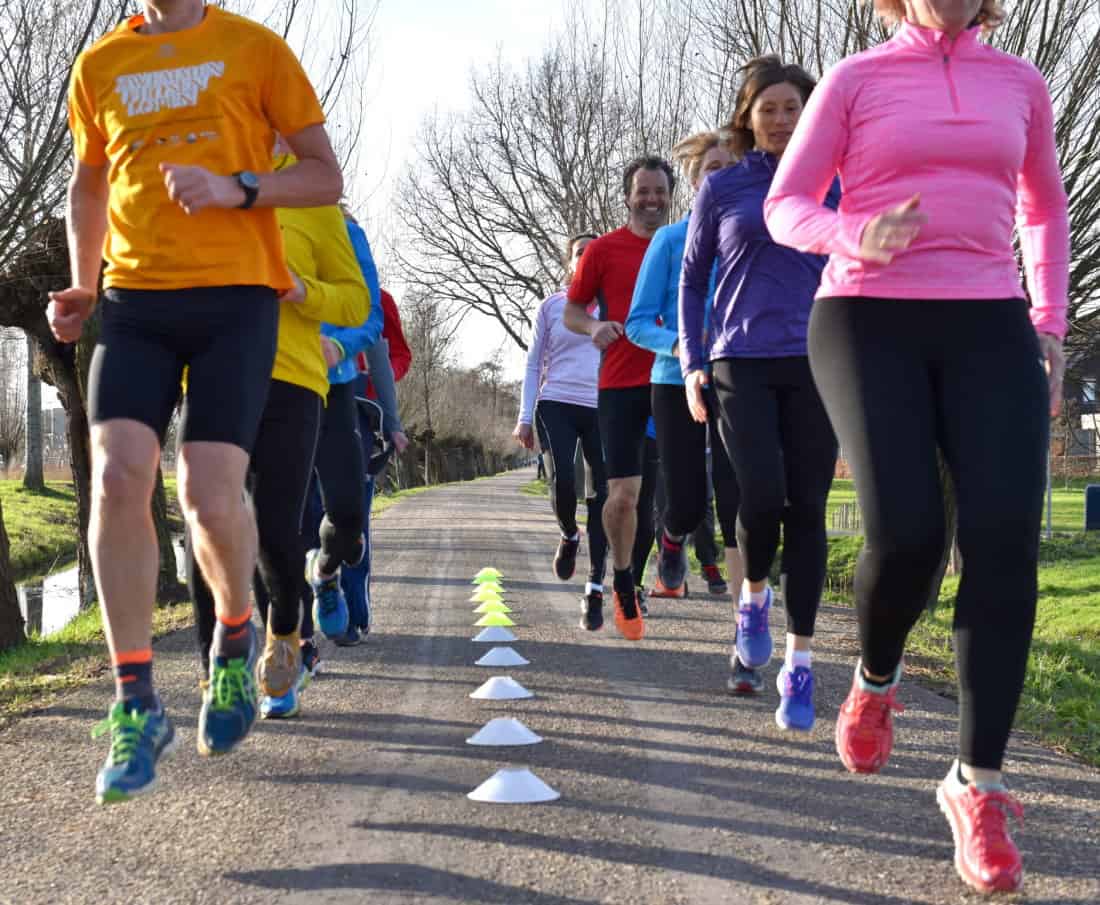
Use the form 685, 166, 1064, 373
650, 578, 688, 599
96, 733, 180, 805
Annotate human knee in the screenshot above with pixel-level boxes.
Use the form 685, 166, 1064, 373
864, 525, 945, 585
179, 474, 245, 538
92, 446, 158, 511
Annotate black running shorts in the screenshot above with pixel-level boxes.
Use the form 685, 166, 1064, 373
88, 285, 278, 452
597, 384, 651, 480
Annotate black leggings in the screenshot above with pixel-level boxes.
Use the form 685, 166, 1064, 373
651, 383, 739, 548
313, 380, 366, 575
711, 357, 837, 636
535, 400, 608, 585
191, 379, 322, 669
631, 436, 660, 584
809, 297, 1048, 769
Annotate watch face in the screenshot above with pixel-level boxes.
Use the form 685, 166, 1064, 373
240, 171, 260, 190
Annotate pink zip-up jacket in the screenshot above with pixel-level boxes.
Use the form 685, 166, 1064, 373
517, 291, 600, 425
764, 21, 1069, 339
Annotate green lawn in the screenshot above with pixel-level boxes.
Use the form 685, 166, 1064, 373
0, 481, 79, 582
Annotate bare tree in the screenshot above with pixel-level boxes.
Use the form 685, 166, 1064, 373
0, 329, 26, 472
23, 332, 43, 490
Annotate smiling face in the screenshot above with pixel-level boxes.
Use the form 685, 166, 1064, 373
625, 167, 671, 236
749, 81, 804, 158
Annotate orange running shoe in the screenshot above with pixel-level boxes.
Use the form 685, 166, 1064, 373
937, 762, 1025, 894
613, 588, 645, 640
649, 575, 687, 599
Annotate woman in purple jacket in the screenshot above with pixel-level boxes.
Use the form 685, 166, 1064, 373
679, 56, 839, 732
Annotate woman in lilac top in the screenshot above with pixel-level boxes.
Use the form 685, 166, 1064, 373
514, 234, 609, 629
765, 0, 1068, 893
679, 57, 840, 734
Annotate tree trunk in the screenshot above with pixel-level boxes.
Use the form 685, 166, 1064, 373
0, 495, 25, 650
22, 333, 44, 491
152, 466, 187, 602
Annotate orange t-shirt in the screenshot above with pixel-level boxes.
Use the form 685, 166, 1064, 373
68, 6, 326, 291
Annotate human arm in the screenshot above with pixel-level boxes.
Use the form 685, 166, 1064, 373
48, 158, 108, 341
364, 338, 405, 436
322, 221, 384, 361
292, 206, 368, 326
626, 230, 680, 356
517, 298, 552, 428
564, 240, 623, 349
678, 177, 720, 376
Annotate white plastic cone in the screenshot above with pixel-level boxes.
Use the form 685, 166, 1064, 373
472, 626, 518, 643
468, 767, 560, 803
469, 676, 533, 700
466, 717, 543, 747
475, 646, 529, 668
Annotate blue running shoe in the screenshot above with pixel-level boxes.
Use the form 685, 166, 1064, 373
197, 637, 258, 756
776, 664, 815, 732
306, 548, 349, 638
93, 699, 178, 805
736, 588, 774, 669
259, 682, 300, 720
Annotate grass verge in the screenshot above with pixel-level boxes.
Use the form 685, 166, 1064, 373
1, 481, 79, 583
0, 604, 193, 726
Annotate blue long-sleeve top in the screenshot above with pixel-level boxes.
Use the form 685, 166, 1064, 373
324, 220, 383, 386
625, 214, 715, 386
679, 150, 840, 375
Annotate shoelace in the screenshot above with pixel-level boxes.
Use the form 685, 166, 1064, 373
738, 603, 768, 635
966, 789, 1024, 854
91, 706, 148, 764
209, 659, 255, 712
850, 688, 905, 735
783, 668, 813, 699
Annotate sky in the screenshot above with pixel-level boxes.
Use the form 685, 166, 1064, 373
349, 0, 571, 383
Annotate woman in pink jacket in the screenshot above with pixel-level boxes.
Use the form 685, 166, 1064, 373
765, 0, 1067, 895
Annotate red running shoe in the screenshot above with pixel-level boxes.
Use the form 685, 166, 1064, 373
612, 588, 645, 641
835, 666, 904, 774
937, 763, 1025, 894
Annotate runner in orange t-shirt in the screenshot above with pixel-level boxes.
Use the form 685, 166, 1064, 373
46, 0, 344, 805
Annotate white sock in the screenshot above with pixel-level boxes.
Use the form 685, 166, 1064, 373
564, 531, 580, 542
585, 581, 603, 596
740, 581, 769, 608
785, 642, 811, 671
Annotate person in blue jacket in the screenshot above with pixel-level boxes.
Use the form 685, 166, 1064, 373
625, 129, 750, 684
679, 57, 840, 732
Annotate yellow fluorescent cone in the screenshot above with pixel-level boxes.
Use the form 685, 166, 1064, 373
475, 612, 516, 627
474, 601, 512, 614
470, 588, 504, 603
474, 568, 503, 583
476, 582, 505, 596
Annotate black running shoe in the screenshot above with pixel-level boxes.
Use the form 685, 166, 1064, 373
656, 532, 687, 591
727, 655, 764, 695
579, 591, 604, 631
702, 564, 728, 596
554, 535, 580, 580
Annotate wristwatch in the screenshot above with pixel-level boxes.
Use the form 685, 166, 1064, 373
233, 170, 260, 210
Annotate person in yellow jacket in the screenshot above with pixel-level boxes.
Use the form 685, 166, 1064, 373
188, 167, 370, 730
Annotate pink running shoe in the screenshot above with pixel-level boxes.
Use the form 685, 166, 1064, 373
835, 664, 904, 774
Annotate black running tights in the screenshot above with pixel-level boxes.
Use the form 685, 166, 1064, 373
711, 356, 837, 637
809, 297, 1048, 770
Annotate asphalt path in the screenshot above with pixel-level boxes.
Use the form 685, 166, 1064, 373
2, 468, 1097, 904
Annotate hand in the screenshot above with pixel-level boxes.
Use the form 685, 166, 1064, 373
513, 423, 535, 450
279, 271, 306, 304
591, 320, 624, 351
47, 287, 96, 343
671, 340, 680, 359
860, 194, 927, 265
1039, 332, 1065, 418
391, 431, 410, 454
685, 370, 710, 424
321, 337, 343, 368
159, 164, 243, 215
